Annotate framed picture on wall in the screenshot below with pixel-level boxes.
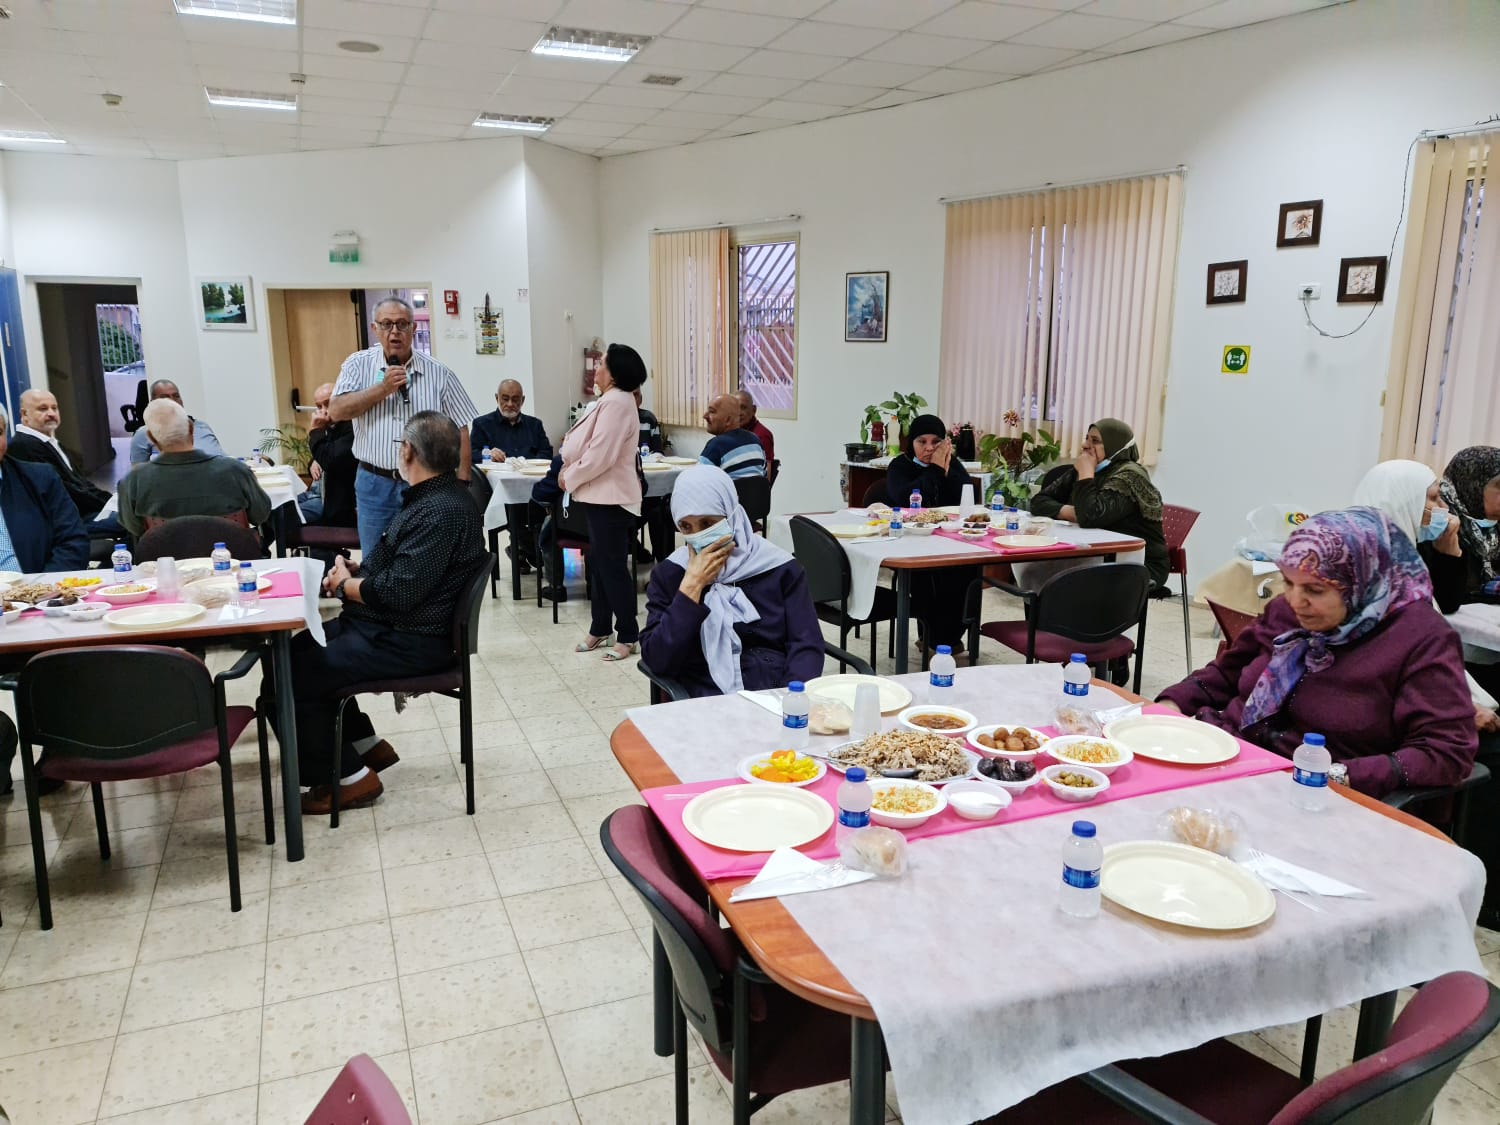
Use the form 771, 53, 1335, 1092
845, 271, 888, 342
196, 276, 255, 331
1276, 199, 1323, 247
1206, 260, 1248, 305
1337, 256, 1388, 303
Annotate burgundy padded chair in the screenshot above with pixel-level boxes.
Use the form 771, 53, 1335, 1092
324, 557, 492, 827
135, 514, 266, 563
600, 805, 863, 1124
304, 1054, 412, 1125
1161, 503, 1202, 673
988, 971, 1500, 1124
9, 645, 268, 930
1207, 598, 1260, 659
976, 563, 1152, 693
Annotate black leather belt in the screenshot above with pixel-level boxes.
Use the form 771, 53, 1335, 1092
357, 460, 402, 480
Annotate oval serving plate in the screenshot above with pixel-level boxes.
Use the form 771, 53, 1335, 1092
1104, 714, 1241, 765
1102, 840, 1275, 930
679, 785, 834, 852
103, 604, 207, 630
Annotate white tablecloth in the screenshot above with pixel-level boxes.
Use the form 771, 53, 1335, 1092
1447, 602, 1500, 665
99, 463, 306, 525
480, 461, 684, 533
768, 512, 1143, 620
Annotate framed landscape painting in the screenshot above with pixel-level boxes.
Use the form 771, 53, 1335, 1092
197, 277, 255, 331
845, 271, 888, 342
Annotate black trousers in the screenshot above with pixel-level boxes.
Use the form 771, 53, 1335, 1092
642, 496, 675, 562
263, 616, 452, 785
505, 502, 542, 564
914, 566, 982, 650
581, 502, 640, 643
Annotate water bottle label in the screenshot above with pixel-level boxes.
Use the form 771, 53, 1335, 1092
782, 714, 809, 730
1063, 681, 1089, 697
1292, 766, 1328, 789
838, 809, 870, 830
929, 673, 954, 688
1063, 864, 1100, 890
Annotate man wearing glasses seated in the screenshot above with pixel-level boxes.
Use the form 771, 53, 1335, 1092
330, 297, 479, 556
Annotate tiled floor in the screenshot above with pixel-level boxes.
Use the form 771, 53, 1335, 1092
0, 560, 1497, 1123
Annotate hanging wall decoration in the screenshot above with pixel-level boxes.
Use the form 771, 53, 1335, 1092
1276, 200, 1323, 247
196, 276, 255, 331
474, 292, 504, 355
1337, 256, 1388, 303
845, 271, 889, 342
1206, 260, 1248, 305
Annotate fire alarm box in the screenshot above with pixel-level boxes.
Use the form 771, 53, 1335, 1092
583, 343, 603, 398
443, 290, 459, 316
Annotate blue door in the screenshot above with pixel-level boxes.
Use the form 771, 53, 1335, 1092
0, 269, 31, 427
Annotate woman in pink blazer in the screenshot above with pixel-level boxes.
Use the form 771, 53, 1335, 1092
559, 343, 648, 659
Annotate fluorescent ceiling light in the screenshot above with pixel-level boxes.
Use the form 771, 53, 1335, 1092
174, 0, 296, 25
531, 25, 648, 63
473, 113, 553, 133
206, 87, 298, 111
0, 130, 64, 144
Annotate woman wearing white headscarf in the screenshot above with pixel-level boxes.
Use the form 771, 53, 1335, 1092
640, 466, 824, 697
1353, 459, 1467, 614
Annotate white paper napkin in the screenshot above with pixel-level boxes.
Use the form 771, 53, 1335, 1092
737, 689, 786, 717
728, 847, 875, 902
1241, 852, 1371, 898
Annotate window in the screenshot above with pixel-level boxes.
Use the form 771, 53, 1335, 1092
1382, 132, 1497, 467
735, 237, 798, 418
937, 172, 1183, 462
649, 228, 731, 427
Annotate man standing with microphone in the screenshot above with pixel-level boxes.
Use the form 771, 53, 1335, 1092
331, 296, 480, 555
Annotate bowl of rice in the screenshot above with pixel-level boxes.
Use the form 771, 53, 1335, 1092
1045, 735, 1133, 776
868, 779, 947, 828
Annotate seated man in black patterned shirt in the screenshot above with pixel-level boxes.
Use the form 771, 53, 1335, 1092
270, 410, 487, 814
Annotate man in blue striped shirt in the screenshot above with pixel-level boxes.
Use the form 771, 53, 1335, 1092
699, 394, 767, 480
330, 297, 479, 555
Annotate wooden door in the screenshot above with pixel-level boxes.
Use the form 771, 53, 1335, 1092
284, 289, 359, 413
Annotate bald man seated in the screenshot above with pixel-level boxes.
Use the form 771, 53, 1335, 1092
470, 379, 552, 464
128, 379, 223, 465
9, 389, 119, 532
699, 394, 766, 480
298, 382, 357, 529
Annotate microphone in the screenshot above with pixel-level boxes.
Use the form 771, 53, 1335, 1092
386, 355, 410, 405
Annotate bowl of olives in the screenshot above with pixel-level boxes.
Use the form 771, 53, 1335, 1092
968, 724, 1048, 763
975, 755, 1041, 793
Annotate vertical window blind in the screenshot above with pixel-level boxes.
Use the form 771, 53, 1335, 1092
649, 228, 731, 427
938, 172, 1183, 463
1381, 131, 1497, 468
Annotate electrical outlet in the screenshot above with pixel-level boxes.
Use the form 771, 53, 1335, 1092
1299, 282, 1321, 301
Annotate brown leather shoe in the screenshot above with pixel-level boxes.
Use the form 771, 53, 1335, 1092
360, 740, 400, 773
300, 770, 384, 815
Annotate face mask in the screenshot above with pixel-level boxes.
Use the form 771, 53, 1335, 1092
1418, 508, 1449, 542
685, 519, 732, 554
1094, 459, 1110, 472
1476, 519, 1498, 530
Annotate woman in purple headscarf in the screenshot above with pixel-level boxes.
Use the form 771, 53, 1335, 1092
1157, 507, 1476, 797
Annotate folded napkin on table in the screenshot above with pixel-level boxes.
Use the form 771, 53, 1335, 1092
737, 688, 787, 717
728, 847, 874, 903
1240, 852, 1371, 898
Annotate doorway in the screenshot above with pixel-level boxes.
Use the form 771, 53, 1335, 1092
34, 281, 141, 489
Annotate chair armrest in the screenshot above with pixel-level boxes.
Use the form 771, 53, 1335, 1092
1080, 1065, 1219, 1125
0, 673, 16, 694
821, 641, 874, 676
981, 575, 1033, 602
637, 658, 690, 704
1383, 761, 1492, 810
215, 645, 265, 686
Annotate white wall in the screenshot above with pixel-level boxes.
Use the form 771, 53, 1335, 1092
0, 151, 13, 267
599, 0, 1500, 579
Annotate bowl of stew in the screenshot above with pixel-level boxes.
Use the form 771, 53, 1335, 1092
896, 705, 977, 738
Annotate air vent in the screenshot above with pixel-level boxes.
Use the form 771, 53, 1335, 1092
473, 113, 554, 134
642, 74, 682, 87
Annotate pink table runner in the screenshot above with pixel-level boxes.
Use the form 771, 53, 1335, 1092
931, 525, 1081, 556
81, 571, 304, 607
643, 722, 1293, 880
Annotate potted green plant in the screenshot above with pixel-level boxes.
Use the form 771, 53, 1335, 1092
978, 410, 1062, 506
877, 391, 928, 446
846, 404, 884, 462
259, 424, 312, 477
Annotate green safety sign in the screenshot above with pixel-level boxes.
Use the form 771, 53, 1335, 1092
1222, 345, 1250, 374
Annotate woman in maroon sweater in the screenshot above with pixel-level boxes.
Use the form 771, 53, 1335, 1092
1158, 507, 1476, 798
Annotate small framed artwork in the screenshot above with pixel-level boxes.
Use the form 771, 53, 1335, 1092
1277, 199, 1323, 247
1206, 260, 1248, 305
1338, 256, 1388, 303
845, 271, 888, 342
196, 277, 256, 331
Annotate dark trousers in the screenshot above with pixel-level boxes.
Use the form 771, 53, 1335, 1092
914, 566, 981, 649
642, 496, 675, 562
264, 616, 452, 785
506, 502, 542, 565
581, 502, 640, 643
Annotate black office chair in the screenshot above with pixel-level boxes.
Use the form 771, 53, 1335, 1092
135, 515, 266, 562
535, 500, 637, 624
637, 640, 874, 705
468, 470, 507, 598
860, 479, 889, 508
120, 378, 147, 434
788, 515, 899, 669
734, 475, 772, 535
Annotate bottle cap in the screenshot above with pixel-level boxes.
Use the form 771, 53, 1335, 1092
1069, 653, 1087, 663
846, 767, 867, 783
1303, 733, 1326, 747
114, 543, 126, 550
936, 645, 951, 655
788, 681, 804, 693
1072, 820, 1097, 838
214, 542, 226, 549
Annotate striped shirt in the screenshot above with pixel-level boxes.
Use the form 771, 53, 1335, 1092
699, 429, 767, 479
333, 346, 479, 469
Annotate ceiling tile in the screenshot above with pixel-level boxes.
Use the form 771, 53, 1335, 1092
646, 108, 738, 129
301, 29, 415, 59
403, 62, 509, 91
698, 72, 802, 99
729, 49, 842, 80
552, 0, 691, 36
410, 41, 526, 71
430, 0, 564, 16
630, 37, 754, 71
390, 84, 489, 109
186, 42, 299, 69
784, 80, 879, 106
699, 0, 827, 14
301, 0, 433, 35
481, 94, 583, 117
861, 88, 939, 109
744, 99, 836, 122
812, 0, 962, 32
299, 77, 400, 101
625, 123, 708, 142
298, 126, 382, 144
389, 102, 482, 124
902, 66, 1007, 93
764, 21, 895, 57
860, 32, 985, 67
1177, 0, 1333, 29
816, 59, 933, 88
915, 2, 1058, 40
178, 19, 299, 52
0, 49, 98, 79
380, 126, 468, 142
568, 101, 659, 123
950, 41, 1078, 72
606, 67, 719, 92
546, 117, 634, 137
662, 8, 797, 47
46, 3, 183, 37
1078, 0, 1220, 16
421, 12, 549, 49
1009, 12, 1155, 49
495, 76, 602, 102
1097, 22, 1212, 53
297, 94, 385, 115
298, 110, 388, 130
667, 91, 768, 115
192, 67, 298, 91
602, 137, 672, 151
586, 84, 684, 107
63, 32, 193, 63
509, 53, 629, 82
299, 52, 412, 83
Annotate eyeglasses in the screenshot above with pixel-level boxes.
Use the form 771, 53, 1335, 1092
375, 320, 413, 333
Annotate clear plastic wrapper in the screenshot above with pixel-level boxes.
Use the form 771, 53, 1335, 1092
839, 826, 907, 876
1157, 806, 1247, 859
1054, 703, 1102, 735
808, 694, 853, 735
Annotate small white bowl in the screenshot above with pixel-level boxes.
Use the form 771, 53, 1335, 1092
902, 523, 937, 535
868, 779, 946, 829
38, 597, 77, 617
736, 752, 826, 788
974, 766, 1043, 794
944, 780, 1012, 821
896, 705, 977, 738
1041, 763, 1110, 802
92, 582, 155, 605
1046, 735, 1134, 776
958, 527, 988, 539
967, 724, 1049, 762
62, 603, 108, 622
0, 601, 30, 624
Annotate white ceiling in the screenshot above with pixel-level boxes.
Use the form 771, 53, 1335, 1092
0, 0, 1345, 161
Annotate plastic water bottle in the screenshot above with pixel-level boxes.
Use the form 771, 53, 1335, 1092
781, 681, 810, 750
480, 445, 491, 463
211, 541, 232, 575
888, 511, 903, 538
929, 645, 956, 704
990, 495, 1005, 521
1006, 507, 1021, 532
1062, 653, 1090, 705
111, 543, 132, 580
1059, 820, 1102, 918
908, 490, 922, 513
1290, 733, 1331, 812
836, 767, 873, 850
250, 447, 263, 466
235, 562, 259, 609
640, 443, 652, 460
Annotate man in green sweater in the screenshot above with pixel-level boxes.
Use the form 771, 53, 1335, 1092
117, 398, 272, 538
